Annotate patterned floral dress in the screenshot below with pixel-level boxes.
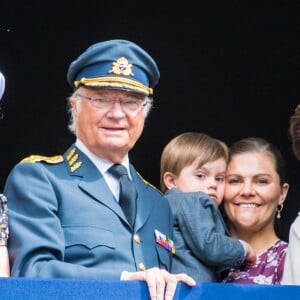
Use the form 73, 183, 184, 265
223, 240, 288, 284
0, 194, 8, 246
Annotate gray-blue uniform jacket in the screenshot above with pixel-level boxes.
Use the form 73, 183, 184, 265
5, 145, 174, 278
165, 188, 245, 283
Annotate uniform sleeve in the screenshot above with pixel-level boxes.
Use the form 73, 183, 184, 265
5, 162, 121, 279
171, 190, 245, 268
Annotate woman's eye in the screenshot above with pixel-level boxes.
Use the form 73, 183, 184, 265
227, 178, 240, 184
257, 178, 269, 184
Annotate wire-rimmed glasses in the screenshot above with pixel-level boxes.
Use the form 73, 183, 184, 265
74, 92, 150, 113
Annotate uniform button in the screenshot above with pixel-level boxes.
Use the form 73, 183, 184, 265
139, 263, 146, 271
134, 234, 141, 243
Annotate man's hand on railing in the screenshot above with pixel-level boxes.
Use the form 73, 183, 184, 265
121, 267, 196, 300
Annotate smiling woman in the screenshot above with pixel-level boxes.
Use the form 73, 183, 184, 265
222, 137, 289, 285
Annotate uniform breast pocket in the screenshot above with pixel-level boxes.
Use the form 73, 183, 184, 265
64, 226, 116, 265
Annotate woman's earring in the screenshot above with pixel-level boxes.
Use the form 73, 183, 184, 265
276, 203, 284, 219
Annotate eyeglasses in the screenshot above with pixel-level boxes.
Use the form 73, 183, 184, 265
75, 92, 150, 113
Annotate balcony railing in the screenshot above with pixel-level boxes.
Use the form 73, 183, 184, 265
0, 278, 299, 299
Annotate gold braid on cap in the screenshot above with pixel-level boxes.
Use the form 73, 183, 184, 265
74, 76, 153, 96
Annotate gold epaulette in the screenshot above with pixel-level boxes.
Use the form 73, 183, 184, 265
137, 172, 163, 195
20, 155, 64, 164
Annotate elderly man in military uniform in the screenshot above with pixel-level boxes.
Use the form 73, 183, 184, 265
5, 40, 195, 299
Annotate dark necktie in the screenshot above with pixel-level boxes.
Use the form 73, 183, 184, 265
109, 164, 137, 226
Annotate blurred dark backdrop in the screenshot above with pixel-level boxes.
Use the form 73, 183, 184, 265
1, 1, 300, 241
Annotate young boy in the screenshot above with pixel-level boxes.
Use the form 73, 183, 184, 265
160, 132, 255, 282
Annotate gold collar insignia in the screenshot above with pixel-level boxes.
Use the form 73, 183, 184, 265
66, 148, 82, 173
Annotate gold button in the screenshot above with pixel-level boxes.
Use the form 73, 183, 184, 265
139, 263, 146, 271
134, 234, 141, 243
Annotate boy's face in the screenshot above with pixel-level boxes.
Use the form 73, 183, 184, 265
173, 158, 227, 206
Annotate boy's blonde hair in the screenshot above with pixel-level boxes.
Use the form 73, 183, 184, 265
160, 132, 229, 193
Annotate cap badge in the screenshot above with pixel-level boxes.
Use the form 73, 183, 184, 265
109, 57, 134, 77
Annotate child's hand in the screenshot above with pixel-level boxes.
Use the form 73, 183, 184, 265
244, 242, 256, 265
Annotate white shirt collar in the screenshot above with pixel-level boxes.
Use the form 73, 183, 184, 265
75, 139, 131, 177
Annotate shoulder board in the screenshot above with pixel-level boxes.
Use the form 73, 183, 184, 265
20, 155, 64, 164
137, 172, 163, 195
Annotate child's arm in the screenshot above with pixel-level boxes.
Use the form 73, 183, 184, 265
173, 190, 249, 267
239, 240, 256, 265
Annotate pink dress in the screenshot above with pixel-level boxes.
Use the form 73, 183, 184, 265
223, 240, 288, 284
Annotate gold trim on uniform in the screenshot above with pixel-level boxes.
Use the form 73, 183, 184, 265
74, 76, 153, 96
66, 148, 83, 173
137, 172, 163, 194
66, 148, 76, 161
70, 161, 82, 172
68, 153, 79, 166
21, 155, 63, 164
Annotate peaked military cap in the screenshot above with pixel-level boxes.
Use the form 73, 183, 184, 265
67, 39, 160, 96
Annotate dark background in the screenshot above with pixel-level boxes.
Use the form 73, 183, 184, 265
1, 1, 300, 241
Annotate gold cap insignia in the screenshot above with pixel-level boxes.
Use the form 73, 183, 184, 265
109, 57, 134, 76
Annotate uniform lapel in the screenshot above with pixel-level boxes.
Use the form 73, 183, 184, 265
130, 165, 154, 231
63, 145, 126, 222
